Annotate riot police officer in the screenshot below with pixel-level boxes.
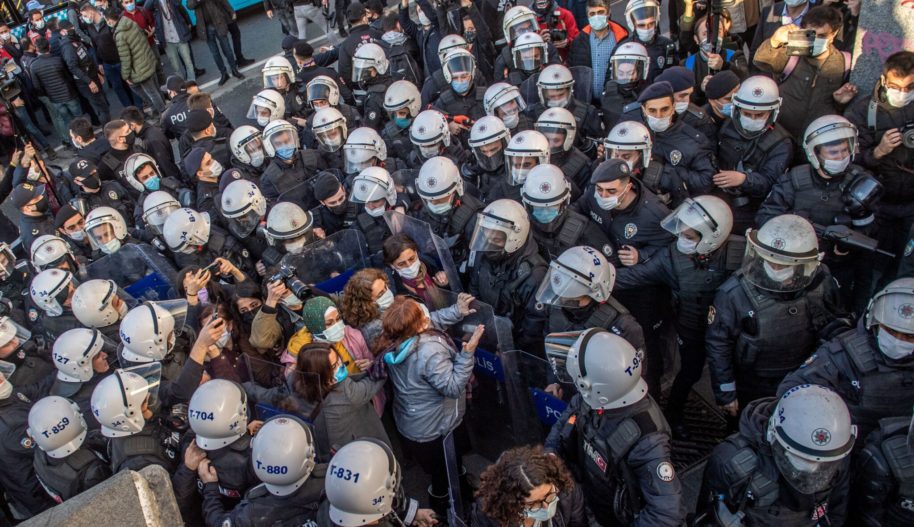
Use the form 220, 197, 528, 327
0, 316, 53, 388
420, 35, 471, 105
852, 413, 914, 526
467, 199, 548, 349
30, 235, 84, 278
486, 130, 551, 203
140, 191, 182, 242
264, 202, 318, 259
757, 114, 881, 313
27, 395, 110, 502
260, 119, 326, 206
351, 43, 392, 130
778, 277, 914, 440
526, 64, 603, 152
304, 76, 362, 133
521, 164, 613, 261
84, 206, 138, 257
47, 328, 114, 428
262, 56, 306, 121
183, 147, 227, 223
71, 279, 134, 340
382, 80, 423, 162
461, 116, 511, 197
123, 153, 193, 227
229, 125, 269, 180
496, 6, 560, 85
349, 167, 406, 254
29, 268, 80, 341
220, 179, 268, 261
118, 300, 192, 382
534, 107, 592, 193
706, 214, 842, 418
618, 0, 677, 82
656, 66, 718, 142
484, 82, 534, 135
699, 385, 854, 526
310, 173, 359, 237
197, 415, 325, 526
344, 127, 407, 184
162, 208, 256, 280
544, 328, 684, 526
714, 75, 794, 235
66, 159, 134, 223
615, 195, 740, 438
407, 109, 471, 169
311, 107, 349, 171
178, 109, 234, 167
246, 88, 286, 128
603, 120, 685, 207
432, 48, 487, 121
601, 42, 650, 128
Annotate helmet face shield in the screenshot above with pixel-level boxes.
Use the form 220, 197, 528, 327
771, 441, 843, 495
120, 363, 163, 412
264, 73, 290, 90
629, 5, 659, 23
468, 223, 509, 253
543, 331, 580, 384
508, 19, 537, 43
506, 155, 539, 186
536, 262, 594, 308
143, 202, 179, 236
472, 138, 507, 171
513, 46, 544, 73
0, 245, 15, 280
316, 126, 346, 153
344, 148, 377, 175
611, 58, 644, 85
352, 62, 377, 84
661, 199, 718, 238
307, 83, 333, 107
742, 234, 819, 293
536, 125, 569, 154
228, 209, 263, 238
445, 54, 475, 80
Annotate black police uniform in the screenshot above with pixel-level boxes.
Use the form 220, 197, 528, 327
32, 306, 81, 342
33, 433, 110, 503
0, 391, 56, 517
72, 180, 135, 224
311, 201, 359, 237
700, 397, 851, 526
6, 338, 54, 389
852, 415, 914, 526
382, 119, 415, 163
460, 159, 506, 200
0, 259, 33, 325
162, 92, 192, 140
170, 224, 256, 281
19, 213, 56, 256
355, 76, 391, 130
679, 103, 719, 143
545, 393, 684, 526
181, 135, 234, 174
617, 34, 678, 82
550, 147, 593, 195
260, 150, 327, 207
98, 144, 144, 186
354, 208, 395, 255
706, 268, 842, 410
716, 120, 794, 234
529, 209, 614, 262
527, 98, 604, 153
601, 81, 644, 129
432, 80, 488, 122
546, 298, 646, 352
202, 468, 326, 527
777, 320, 914, 442
406, 142, 472, 170
414, 193, 484, 268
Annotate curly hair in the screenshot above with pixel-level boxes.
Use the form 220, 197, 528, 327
476, 445, 574, 526
371, 296, 427, 355
339, 268, 388, 329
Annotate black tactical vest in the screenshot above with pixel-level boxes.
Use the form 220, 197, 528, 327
669, 238, 742, 336
532, 211, 589, 261
786, 165, 849, 226
34, 448, 101, 502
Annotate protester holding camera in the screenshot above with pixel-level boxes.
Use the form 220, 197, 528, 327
248, 273, 314, 349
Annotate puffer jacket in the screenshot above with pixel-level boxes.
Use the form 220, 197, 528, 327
385, 305, 471, 443
28, 53, 78, 102
113, 16, 158, 83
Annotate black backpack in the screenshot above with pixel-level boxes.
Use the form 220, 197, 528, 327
385, 43, 422, 87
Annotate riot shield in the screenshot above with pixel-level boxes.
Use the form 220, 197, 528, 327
443, 430, 468, 527
87, 243, 179, 301
279, 229, 370, 294
383, 211, 462, 294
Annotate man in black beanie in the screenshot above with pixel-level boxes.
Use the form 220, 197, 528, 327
310, 171, 359, 237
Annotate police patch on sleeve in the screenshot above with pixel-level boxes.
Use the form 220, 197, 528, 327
108, 190, 118, 200
20, 436, 33, 449
707, 305, 716, 325
368, 111, 377, 121
624, 223, 638, 239
28, 308, 39, 322
656, 461, 675, 482
602, 244, 613, 257
905, 239, 914, 257
669, 150, 682, 166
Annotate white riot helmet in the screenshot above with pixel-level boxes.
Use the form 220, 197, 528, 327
72, 279, 125, 328
732, 76, 782, 138
661, 195, 733, 255
344, 127, 387, 175
30, 269, 76, 317
325, 439, 401, 526
546, 328, 647, 410
442, 48, 476, 91
610, 42, 650, 85
221, 180, 267, 238
142, 191, 181, 236
802, 115, 858, 173
410, 110, 451, 160
163, 208, 211, 254
262, 119, 300, 158
624, 0, 661, 37
484, 83, 527, 129
90, 369, 154, 438
512, 32, 548, 73
85, 206, 128, 255
766, 384, 856, 494
505, 130, 551, 186
352, 43, 389, 83
437, 34, 469, 64
535, 107, 577, 153
28, 396, 88, 458
502, 5, 539, 45
188, 379, 249, 450
247, 89, 286, 127
383, 80, 422, 119
52, 328, 112, 383
537, 246, 616, 307
865, 277, 914, 335
122, 153, 161, 193
262, 55, 295, 90
350, 167, 397, 214
605, 120, 653, 168
536, 64, 575, 109
312, 107, 349, 153
306, 75, 341, 108
119, 300, 188, 363
30, 235, 75, 272
744, 214, 821, 292
418, 157, 464, 214
469, 116, 511, 172
522, 164, 571, 227
264, 202, 314, 253
252, 416, 317, 496
0, 242, 17, 281
469, 199, 530, 255
230, 125, 267, 168
0, 316, 30, 357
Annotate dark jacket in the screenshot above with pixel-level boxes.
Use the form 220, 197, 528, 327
187, 0, 236, 38
29, 53, 78, 102
113, 16, 159, 83
144, 0, 195, 44
59, 34, 100, 87
468, 483, 588, 527
337, 24, 378, 88
85, 21, 121, 65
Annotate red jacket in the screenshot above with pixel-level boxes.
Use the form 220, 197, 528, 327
537, 7, 579, 60
123, 7, 157, 46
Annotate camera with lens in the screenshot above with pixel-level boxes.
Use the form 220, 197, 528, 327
269, 262, 311, 299
901, 123, 914, 149
0, 58, 22, 103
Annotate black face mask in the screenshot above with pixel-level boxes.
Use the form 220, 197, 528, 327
80, 174, 101, 191
33, 197, 49, 214
329, 202, 350, 216
124, 131, 136, 147
241, 311, 257, 325
465, 30, 476, 43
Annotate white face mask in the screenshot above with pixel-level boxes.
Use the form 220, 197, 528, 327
763, 260, 795, 282
595, 189, 621, 211
376, 288, 394, 310
284, 237, 308, 255
885, 88, 914, 108
281, 293, 303, 309
426, 199, 452, 215
501, 108, 520, 129
811, 37, 830, 57
397, 259, 422, 279
68, 229, 87, 241
646, 114, 672, 132
821, 156, 850, 175
249, 150, 265, 168
319, 320, 346, 343
673, 101, 689, 114
511, 166, 532, 186
740, 115, 768, 133
524, 496, 560, 521
365, 204, 386, 217
877, 327, 914, 360
215, 329, 231, 348
677, 236, 699, 254
208, 160, 224, 178
100, 238, 122, 255
0, 378, 11, 399
636, 27, 655, 42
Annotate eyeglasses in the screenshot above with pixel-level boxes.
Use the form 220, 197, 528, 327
524, 487, 558, 511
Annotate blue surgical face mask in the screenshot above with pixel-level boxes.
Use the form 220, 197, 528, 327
452, 79, 472, 95
532, 207, 560, 224
275, 146, 295, 160
394, 116, 411, 129
333, 361, 348, 383
721, 103, 733, 118
588, 15, 608, 31
124, 2, 135, 12
144, 176, 161, 191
